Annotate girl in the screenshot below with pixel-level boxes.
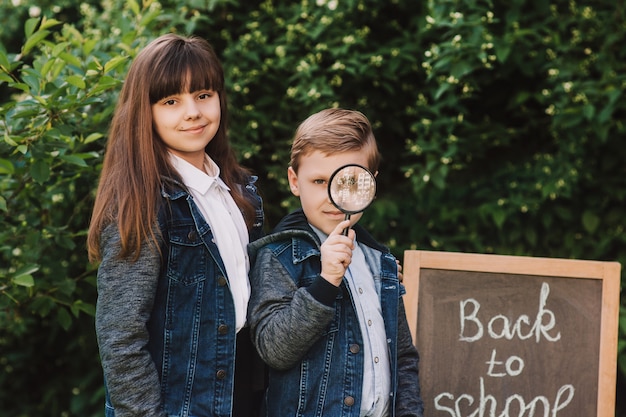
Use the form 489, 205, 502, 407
87, 33, 264, 417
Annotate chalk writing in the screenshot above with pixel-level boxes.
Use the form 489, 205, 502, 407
486, 350, 523, 377
432, 282, 574, 416
433, 378, 575, 417
459, 283, 561, 343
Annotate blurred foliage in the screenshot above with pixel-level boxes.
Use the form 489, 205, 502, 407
1, 0, 624, 415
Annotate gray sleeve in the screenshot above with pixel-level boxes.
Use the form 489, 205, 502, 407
94, 224, 167, 417
247, 247, 335, 371
395, 297, 424, 417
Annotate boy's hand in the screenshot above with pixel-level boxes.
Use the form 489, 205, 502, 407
320, 220, 355, 286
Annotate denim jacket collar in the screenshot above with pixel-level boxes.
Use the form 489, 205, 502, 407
248, 208, 390, 264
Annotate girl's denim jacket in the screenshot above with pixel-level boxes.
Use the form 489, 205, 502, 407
95, 175, 263, 417
247, 209, 423, 417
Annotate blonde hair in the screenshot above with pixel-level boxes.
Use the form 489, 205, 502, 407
289, 108, 381, 173
87, 34, 255, 262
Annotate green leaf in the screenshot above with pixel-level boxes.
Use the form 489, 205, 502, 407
59, 52, 83, 68
24, 17, 40, 38
128, 0, 140, 15
0, 196, 6, 212
66, 75, 86, 89
492, 209, 506, 229
40, 58, 59, 80
12, 274, 35, 287
0, 48, 10, 70
91, 75, 121, 94
14, 264, 40, 277
30, 159, 51, 184
10, 82, 31, 93
450, 61, 474, 79
56, 279, 77, 297
71, 300, 96, 317
582, 104, 595, 120
494, 42, 512, 63
23, 29, 50, 55
59, 154, 88, 167
83, 133, 103, 144
56, 307, 72, 331
0, 72, 12, 83
139, 8, 161, 27
582, 211, 600, 234
51, 41, 70, 56
4, 132, 18, 146
103, 55, 129, 74
72, 152, 100, 161
434, 83, 450, 100
80, 303, 96, 316
39, 17, 62, 31
55, 233, 77, 250
0, 158, 14, 174
83, 38, 98, 56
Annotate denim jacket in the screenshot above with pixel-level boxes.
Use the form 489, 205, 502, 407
247, 209, 423, 417
95, 175, 264, 417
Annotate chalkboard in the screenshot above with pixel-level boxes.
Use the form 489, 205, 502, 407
403, 250, 621, 417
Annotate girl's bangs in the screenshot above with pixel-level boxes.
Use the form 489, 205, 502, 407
149, 50, 223, 103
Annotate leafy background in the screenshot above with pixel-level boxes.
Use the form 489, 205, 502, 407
1, 0, 624, 415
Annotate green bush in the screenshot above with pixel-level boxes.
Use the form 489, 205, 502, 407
0, 2, 165, 414
1, 0, 624, 415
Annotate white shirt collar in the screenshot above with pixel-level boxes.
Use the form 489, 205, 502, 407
169, 153, 230, 194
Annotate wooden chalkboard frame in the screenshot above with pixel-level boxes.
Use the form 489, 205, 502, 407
403, 250, 621, 417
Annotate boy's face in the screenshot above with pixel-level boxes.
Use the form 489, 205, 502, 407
288, 150, 372, 235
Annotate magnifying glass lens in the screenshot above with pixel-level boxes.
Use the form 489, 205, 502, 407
328, 164, 376, 215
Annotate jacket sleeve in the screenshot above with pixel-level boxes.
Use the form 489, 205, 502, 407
94, 224, 166, 417
395, 297, 425, 417
247, 246, 335, 371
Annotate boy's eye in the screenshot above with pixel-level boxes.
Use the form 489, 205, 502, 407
313, 179, 327, 185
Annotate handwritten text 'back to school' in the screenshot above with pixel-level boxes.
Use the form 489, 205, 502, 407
433, 282, 574, 417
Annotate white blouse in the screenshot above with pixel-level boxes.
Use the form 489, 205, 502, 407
169, 153, 250, 332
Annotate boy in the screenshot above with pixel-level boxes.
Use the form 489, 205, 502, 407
247, 108, 424, 417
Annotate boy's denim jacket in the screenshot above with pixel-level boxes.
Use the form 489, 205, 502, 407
247, 209, 423, 417
95, 175, 263, 417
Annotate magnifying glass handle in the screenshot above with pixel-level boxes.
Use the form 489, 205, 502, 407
342, 214, 351, 236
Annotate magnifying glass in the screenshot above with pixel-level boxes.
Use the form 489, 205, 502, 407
328, 164, 377, 235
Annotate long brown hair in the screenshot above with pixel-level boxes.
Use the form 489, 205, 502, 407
87, 34, 255, 262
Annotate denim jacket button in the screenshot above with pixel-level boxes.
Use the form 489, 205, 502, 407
187, 230, 197, 240
218, 324, 228, 334
344, 396, 355, 406
216, 370, 226, 379
349, 344, 360, 354
217, 276, 227, 286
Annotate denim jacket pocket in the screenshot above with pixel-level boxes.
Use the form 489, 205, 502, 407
166, 224, 207, 285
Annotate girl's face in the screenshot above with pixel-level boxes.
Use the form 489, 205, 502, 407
151, 88, 221, 170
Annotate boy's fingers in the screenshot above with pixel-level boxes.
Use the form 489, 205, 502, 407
329, 220, 351, 237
